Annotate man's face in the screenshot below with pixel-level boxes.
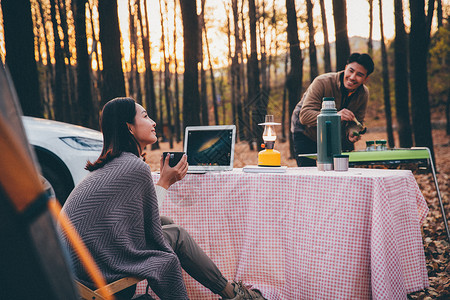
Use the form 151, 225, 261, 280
343, 62, 369, 91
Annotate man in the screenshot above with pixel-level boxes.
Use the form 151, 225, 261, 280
290, 53, 374, 166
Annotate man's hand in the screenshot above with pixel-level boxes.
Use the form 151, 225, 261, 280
337, 108, 356, 122
348, 131, 362, 143
157, 154, 188, 189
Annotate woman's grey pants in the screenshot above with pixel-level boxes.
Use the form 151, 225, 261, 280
161, 216, 228, 295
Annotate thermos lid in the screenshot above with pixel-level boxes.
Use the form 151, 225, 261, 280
333, 154, 349, 158
321, 97, 336, 109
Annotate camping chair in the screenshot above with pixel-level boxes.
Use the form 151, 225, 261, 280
76, 277, 143, 300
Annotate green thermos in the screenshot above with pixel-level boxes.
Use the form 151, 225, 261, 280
317, 97, 341, 171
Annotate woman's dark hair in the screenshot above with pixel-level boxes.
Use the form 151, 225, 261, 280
347, 53, 374, 76
86, 97, 141, 171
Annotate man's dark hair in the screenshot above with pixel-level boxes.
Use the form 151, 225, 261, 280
347, 53, 374, 76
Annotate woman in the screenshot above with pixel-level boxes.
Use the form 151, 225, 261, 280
60, 97, 265, 300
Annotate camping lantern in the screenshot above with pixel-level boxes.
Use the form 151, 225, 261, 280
258, 115, 281, 167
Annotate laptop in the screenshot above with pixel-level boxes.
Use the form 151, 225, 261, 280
184, 125, 236, 173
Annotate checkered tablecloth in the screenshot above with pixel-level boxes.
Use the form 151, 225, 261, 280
135, 168, 429, 300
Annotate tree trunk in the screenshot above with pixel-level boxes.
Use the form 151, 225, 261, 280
173, 0, 181, 142
286, 0, 303, 158
199, 0, 208, 126
437, 0, 443, 28
447, 90, 450, 135
225, 1, 237, 128
98, 0, 126, 107
232, 0, 246, 141
73, 0, 96, 128
281, 51, 289, 140
319, 0, 332, 72
368, 0, 374, 56
180, 0, 200, 126
366, 0, 373, 56
332, 0, 350, 71
259, 0, 269, 95
379, 0, 395, 148
269, 2, 279, 92
306, 0, 318, 81
139, 0, 159, 149
409, 0, 435, 160
36, 0, 54, 119
203, 21, 219, 125
128, 0, 139, 103
58, 0, 75, 123
50, 0, 69, 122
425, 0, 435, 47
394, 0, 413, 147
248, 0, 263, 150
1, 0, 43, 117
87, 1, 101, 108
159, 0, 173, 148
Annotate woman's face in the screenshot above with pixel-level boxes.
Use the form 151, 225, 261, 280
128, 103, 157, 150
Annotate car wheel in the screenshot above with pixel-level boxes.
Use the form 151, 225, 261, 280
40, 162, 73, 205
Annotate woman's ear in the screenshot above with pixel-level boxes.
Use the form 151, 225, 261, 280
126, 122, 133, 134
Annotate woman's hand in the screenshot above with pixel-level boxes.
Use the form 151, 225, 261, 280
157, 153, 188, 189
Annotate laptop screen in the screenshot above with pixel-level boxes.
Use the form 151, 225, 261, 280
184, 125, 236, 172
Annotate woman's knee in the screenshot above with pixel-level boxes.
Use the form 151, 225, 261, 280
162, 224, 192, 252
160, 215, 175, 226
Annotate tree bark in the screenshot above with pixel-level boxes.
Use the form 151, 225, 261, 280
139, 0, 159, 149
409, 0, 435, 160
128, 0, 142, 104
379, 0, 395, 148
199, 0, 209, 126
1, 0, 43, 117
394, 0, 413, 147
58, 0, 75, 122
425, 0, 435, 47
248, 0, 263, 149
173, 0, 181, 141
180, 0, 200, 126
87, 1, 101, 106
232, 0, 246, 141
50, 0, 69, 122
203, 20, 219, 125
73, 0, 96, 128
368, 0, 374, 56
98, 0, 126, 107
319, 0, 332, 72
159, 0, 173, 148
306, 0, 318, 81
332, 0, 350, 71
437, 0, 443, 28
286, 0, 303, 158
36, 0, 54, 119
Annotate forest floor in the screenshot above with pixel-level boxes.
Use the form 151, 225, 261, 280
144, 110, 450, 299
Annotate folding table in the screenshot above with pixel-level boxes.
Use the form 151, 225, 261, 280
300, 147, 450, 241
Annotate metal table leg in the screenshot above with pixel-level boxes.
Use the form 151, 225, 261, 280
420, 147, 450, 242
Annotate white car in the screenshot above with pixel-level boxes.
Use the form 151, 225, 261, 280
22, 116, 103, 203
